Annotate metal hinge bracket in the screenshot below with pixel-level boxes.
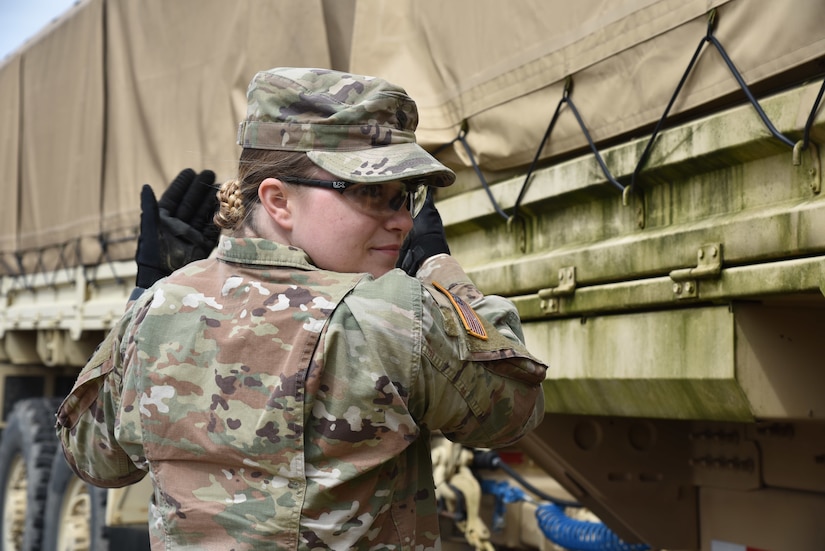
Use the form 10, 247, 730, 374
669, 243, 722, 299
538, 266, 577, 313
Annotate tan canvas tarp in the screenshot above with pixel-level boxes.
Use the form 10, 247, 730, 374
100, 0, 334, 260
0, 55, 20, 274
0, 0, 823, 274
0, 0, 335, 273
349, 0, 825, 172
15, 0, 104, 272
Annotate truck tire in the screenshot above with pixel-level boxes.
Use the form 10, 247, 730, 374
42, 450, 108, 551
0, 397, 63, 551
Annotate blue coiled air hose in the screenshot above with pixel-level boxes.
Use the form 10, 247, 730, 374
534, 502, 650, 551
476, 449, 650, 551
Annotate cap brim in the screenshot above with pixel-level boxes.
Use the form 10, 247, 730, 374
307, 142, 455, 187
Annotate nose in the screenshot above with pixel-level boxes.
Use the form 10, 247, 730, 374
386, 204, 414, 233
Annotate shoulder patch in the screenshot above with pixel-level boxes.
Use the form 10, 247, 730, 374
431, 281, 488, 340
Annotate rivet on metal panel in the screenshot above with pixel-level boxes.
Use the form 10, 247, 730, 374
540, 297, 560, 313
672, 280, 697, 299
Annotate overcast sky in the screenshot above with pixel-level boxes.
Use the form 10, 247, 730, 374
0, 0, 80, 60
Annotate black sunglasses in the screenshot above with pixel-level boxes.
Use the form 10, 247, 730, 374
278, 176, 426, 216
279, 176, 357, 192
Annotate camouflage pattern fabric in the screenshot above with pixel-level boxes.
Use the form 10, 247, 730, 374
236, 67, 455, 187
57, 236, 547, 550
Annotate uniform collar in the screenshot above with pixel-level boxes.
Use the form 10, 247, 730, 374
216, 236, 317, 270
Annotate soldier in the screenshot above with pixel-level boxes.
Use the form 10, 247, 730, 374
57, 67, 548, 550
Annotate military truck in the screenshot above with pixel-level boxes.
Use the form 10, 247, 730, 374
0, 0, 823, 550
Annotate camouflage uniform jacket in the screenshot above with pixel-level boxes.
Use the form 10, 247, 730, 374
57, 236, 547, 550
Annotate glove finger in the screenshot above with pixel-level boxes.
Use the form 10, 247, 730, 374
414, 187, 441, 226
396, 186, 449, 274
138, 184, 161, 252
423, 186, 436, 207
201, 223, 222, 248
188, 171, 220, 232
157, 168, 197, 215
188, 196, 219, 235
175, 170, 216, 225
396, 229, 413, 268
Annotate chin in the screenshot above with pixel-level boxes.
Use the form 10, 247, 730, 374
368, 264, 395, 278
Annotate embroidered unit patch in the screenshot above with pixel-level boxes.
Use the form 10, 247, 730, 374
432, 281, 488, 340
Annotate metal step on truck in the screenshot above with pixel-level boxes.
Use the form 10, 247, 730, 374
0, 0, 824, 550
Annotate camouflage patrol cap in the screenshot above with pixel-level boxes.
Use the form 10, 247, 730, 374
237, 67, 455, 187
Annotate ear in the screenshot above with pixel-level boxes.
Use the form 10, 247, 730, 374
258, 178, 294, 230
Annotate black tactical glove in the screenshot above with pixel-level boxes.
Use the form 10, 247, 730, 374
135, 168, 220, 289
397, 186, 450, 275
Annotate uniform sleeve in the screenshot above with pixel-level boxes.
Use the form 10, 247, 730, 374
411, 254, 548, 448
55, 299, 148, 488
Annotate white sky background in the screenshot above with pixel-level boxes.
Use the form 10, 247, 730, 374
0, 0, 80, 60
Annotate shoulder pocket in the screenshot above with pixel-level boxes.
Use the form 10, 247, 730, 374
56, 328, 117, 430
425, 282, 546, 385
